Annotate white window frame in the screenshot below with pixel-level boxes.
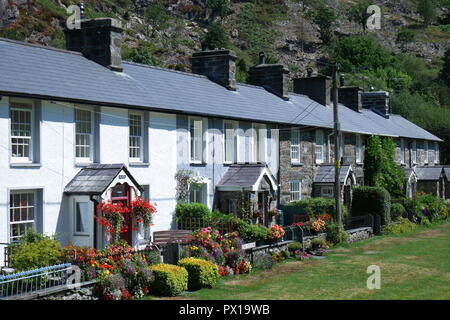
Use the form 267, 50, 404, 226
290, 180, 302, 202
434, 142, 439, 164
223, 120, 236, 164
75, 107, 94, 163
424, 140, 429, 164
321, 186, 334, 198
189, 117, 203, 164
73, 199, 91, 236
128, 112, 144, 162
291, 129, 301, 164
228, 199, 237, 215
252, 123, 266, 163
315, 130, 324, 164
10, 103, 34, 163
411, 140, 417, 164
9, 190, 37, 242
189, 183, 207, 205
355, 134, 362, 163
400, 138, 405, 164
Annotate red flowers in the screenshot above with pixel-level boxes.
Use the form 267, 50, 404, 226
267, 224, 285, 240
131, 197, 157, 227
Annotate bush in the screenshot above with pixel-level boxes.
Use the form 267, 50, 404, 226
150, 264, 188, 296
391, 203, 406, 221
252, 253, 275, 270
234, 220, 268, 242
287, 242, 302, 255
287, 197, 349, 220
310, 238, 326, 250
138, 248, 162, 266
403, 194, 448, 222
178, 257, 219, 290
352, 186, 391, 225
381, 218, 418, 235
10, 236, 62, 271
325, 223, 349, 245
175, 202, 211, 219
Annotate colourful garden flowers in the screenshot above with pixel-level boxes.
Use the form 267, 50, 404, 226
131, 196, 157, 227
267, 224, 285, 240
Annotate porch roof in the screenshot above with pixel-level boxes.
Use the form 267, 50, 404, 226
64, 164, 143, 195
415, 166, 444, 181
217, 164, 278, 191
313, 165, 353, 184
444, 167, 450, 181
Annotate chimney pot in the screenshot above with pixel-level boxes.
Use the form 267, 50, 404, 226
259, 52, 266, 65
340, 75, 345, 87
306, 68, 313, 77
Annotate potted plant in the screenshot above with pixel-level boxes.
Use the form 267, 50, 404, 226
267, 224, 285, 244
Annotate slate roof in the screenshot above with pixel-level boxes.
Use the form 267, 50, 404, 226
414, 166, 444, 181
403, 168, 416, 180
64, 164, 143, 195
217, 164, 276, 188
313, 165, 352, 184
444, 167, 450, 181
0, 38, 442, 142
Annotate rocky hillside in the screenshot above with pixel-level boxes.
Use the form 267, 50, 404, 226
0, 0, 449, 77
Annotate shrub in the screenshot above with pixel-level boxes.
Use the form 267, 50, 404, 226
252, 253, 275, 270
175, 202, 211, 219
178, 257, 219, 290
403, 194, 448, 222
287, 197, 349, 220
325, 223, 349, 245
352, 186, 391, 225
150, 264, 188, 296
381, 218, 418, 235
138, 248, 162, 266
9, 236, 62, 271
391, 203, 406, 221
235, 221, 268, 242
310, 238, 326, 250
287, 242, 302, 255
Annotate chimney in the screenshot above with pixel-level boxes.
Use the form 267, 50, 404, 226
361, 91, 390, 118
338, 87, 363, 112
65, 18, 123, 72
191, 50, 237, 90
248, 53, 290, 100
293, 75, 331, 106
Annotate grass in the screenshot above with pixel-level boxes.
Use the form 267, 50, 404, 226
149, 222, 450, 300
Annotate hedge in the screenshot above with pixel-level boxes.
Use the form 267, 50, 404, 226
284, 197, 349, 221
178, 257, 219, 290
9, 237, 62, 271
351, 186, 391, 225
175, 202, 211, 219
150, 264, 188, 296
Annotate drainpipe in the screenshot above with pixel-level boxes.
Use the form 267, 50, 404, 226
90, 195, 99, 249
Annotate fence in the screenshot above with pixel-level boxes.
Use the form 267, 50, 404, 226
0, 263, 73, 300
177, 217, 234, 234
0, 243, 9, 269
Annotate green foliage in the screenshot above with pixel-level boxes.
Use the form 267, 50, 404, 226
150, 264, 189, 296
287, 197, 349, 220
178, 257, 219, 290
391, 203, 406, 221
417, 0, 437, 25
252, 253, 275, 270
310, 238, 326, 249
352, 186, 391, 225
175, 202, 212, 219
396, 28, 416, 49
381, 217, 418, 235
206, 0, 229, 21
287, 242, 302, 254
233, 220, 269, 242
325, 223, 349, 244
138, 249, 161, 265
440, 47, 450, 87
364, 136, 406, 197
309, 1, 337, 44
331, 36, 397, 73
348, 0, 372, 32
9, 235, 62, 271
143, 1, 171, 36
203, 22, 231, 50
121, 43, 163, 67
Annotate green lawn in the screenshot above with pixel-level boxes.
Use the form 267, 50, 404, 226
158, 222, 450, 300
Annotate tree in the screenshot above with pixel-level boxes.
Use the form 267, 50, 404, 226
417, 0, 437, 25
440, 47, 450, 87
143, 2, 171, 37
348, 0, 372, 33
364, 136, 406, 197
203, 22, 231, 50
206, 0, 230, 22
309, 2, 338, 44
396, 28, 416, 51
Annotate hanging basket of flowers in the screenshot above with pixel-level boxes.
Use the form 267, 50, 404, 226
95, 202, 131, 243
130, 197, 157, 228
268, 208, 280, 217
267, 224, 285, 243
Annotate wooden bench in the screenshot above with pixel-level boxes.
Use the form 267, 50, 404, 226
152, 230, 192, 246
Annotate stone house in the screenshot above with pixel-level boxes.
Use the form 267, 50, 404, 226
0, 17, 443, 264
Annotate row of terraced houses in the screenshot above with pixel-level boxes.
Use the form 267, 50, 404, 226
0, 18, 448, 264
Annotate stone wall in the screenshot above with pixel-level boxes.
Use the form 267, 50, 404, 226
347, 227, 373, 243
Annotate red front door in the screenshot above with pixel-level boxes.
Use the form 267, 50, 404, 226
110, 183, 132, 245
